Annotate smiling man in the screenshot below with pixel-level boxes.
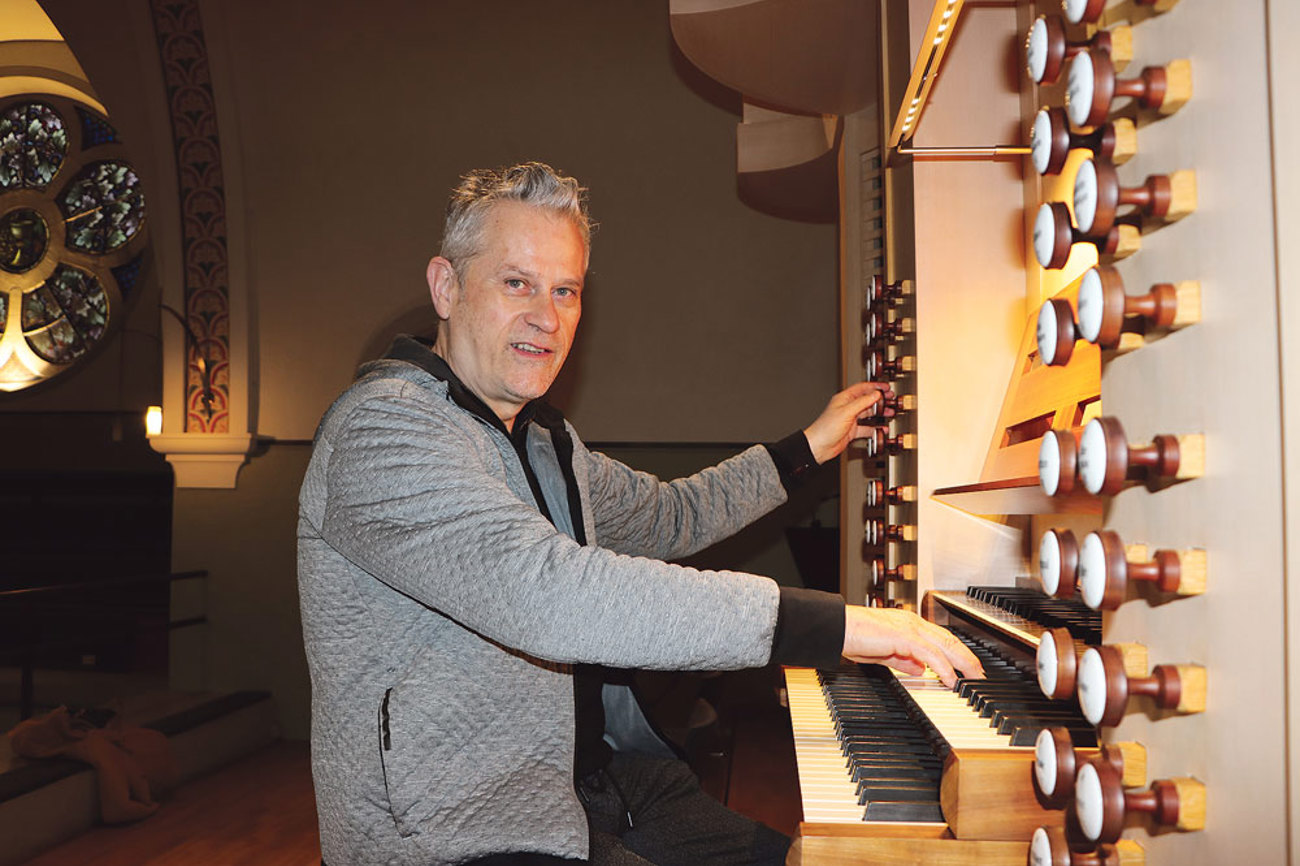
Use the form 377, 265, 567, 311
297, 163, 981, 866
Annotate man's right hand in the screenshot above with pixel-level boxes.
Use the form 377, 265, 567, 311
842, 606, 985, 688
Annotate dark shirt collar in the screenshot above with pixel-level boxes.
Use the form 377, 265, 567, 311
378, 334, 559, 442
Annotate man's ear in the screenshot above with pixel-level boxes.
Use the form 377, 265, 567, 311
427, 256, 457, 319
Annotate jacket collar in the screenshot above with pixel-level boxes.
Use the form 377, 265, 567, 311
379, 334, 567, 441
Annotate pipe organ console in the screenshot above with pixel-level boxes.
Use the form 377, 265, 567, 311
672, 0, 1294, 860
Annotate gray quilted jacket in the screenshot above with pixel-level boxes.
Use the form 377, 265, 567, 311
297, 343, 795, 865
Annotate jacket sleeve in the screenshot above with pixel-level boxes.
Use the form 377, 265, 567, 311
581, 441, 789, 561
316, 387, 780, 671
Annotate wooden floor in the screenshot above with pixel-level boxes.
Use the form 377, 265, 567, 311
23, 678, 801, 865
24, 742, 321, 866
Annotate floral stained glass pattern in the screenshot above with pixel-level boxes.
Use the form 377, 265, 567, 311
0, 208, 49, 273
0, 102, 68, 190
61, 161, 146, 253
22, 266, 107, 364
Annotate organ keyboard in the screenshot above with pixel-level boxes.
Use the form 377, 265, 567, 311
787, 587, 1102, 857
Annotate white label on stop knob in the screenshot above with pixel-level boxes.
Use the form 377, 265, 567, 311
1074, 158, 1099, 234
1034, 727, 1059, 796
1037, 301, 1060, 366
1026, 17, 1050, 82
1034, 203, 1058, 270
1037, 631, 1059, 697
1078, 418, 1108, 495
1039, 431, 1062, 496
1031, 108, 1053, 175
1066, 51, 1096, 129
1029, 827, 1053, 866
1062, 0, 1090, 25
1077, 646, 1107, 726
1039, 531, 1063, 595
1077, 267, 1104, 343
1079, 531, 1111, 609
1075, 761, 1105, 842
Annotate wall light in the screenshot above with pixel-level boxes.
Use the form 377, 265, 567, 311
145, 405, 163, 437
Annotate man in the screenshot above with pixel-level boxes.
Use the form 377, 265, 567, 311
298, 162, 981, 866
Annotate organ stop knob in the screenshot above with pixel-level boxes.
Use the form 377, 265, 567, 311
1038, 528, 1080, 597
1077, 416, 1204, 495
1030, 824, 1145, 865
1025, 15, 1130, 86
1033, 726, 1146, 809
1031, 107, 1136, 177
1037, 627, 1079, 701
1077, 530, 1207, 610
1075, 644, 1206, 727
1066, 50, 1191, 129
1034, 201, 1139, 271
1075, 761, 1205, 843
1073, 157, 1196, 236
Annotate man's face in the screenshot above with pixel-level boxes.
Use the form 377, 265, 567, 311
430, 201, 585, 427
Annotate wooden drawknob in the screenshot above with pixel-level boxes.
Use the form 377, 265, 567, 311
865, 430, 915, 457
1062, 0, 1181, 26
865, 519, 917, 545
1031, 106, 1136, 176
1030, 824, 1146, 865
870, 559, 916, 584
1025, 15, 1131, 85
866, 309, 915, 343
1066, 50, 1192, 129
866, 350, 916, 381
1037, 626, 1079, 700
1073, 157, 1197, 236
1077, 416, 1205, 495
1034, 201, 1139, 271
1075, 266, 1200, 350
1039, 428, 1080, 497
1075, 761, 1205, 843
1076, 644, 1207, 727
1037, 296, 1079, 366
866, 480, 917, 508
1077, 530, 1207, 610
1033, 726, 1147, 809
866, 274, 912, 306
1038, 528, 1080, 597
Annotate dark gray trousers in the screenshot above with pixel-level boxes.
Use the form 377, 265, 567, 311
464, 753, 790, 866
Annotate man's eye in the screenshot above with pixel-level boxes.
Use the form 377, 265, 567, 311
555, 287, 578, 299
505, 278, 526, 290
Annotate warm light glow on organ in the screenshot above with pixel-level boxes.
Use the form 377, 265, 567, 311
1033, 201, 1139, 271
865, 519, 916, 545
1062, 0, 1181, 26
1031, 107, 1135, 177
866, 480, 917, 507
1077, 416, 1204, 495
1066, 50, 1191, 129
865, 349, 915, 381
1030, 825, 1145, 866
1075, 643, 1206, 727
864, 429, 915, 457
1025, 15, 1130, 86
1036, 267, 1200, 366
1033, 726, 1146, 810
1077, 530, 1206, 610
1072, 158, 1196, 236
1074, 762, 1205, 844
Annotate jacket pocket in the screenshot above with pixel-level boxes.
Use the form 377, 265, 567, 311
376, 684, 458, 838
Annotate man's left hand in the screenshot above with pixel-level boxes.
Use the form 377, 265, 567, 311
803, 381, 894, 465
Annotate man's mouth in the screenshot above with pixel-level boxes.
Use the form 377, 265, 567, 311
511, 342, 550, 356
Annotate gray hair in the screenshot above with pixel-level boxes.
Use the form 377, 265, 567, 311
440, 162, 592, 281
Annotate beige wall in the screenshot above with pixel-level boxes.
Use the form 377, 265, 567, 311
10, 0, 839, 738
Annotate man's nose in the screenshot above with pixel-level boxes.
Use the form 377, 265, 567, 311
526, 291, 560, 332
